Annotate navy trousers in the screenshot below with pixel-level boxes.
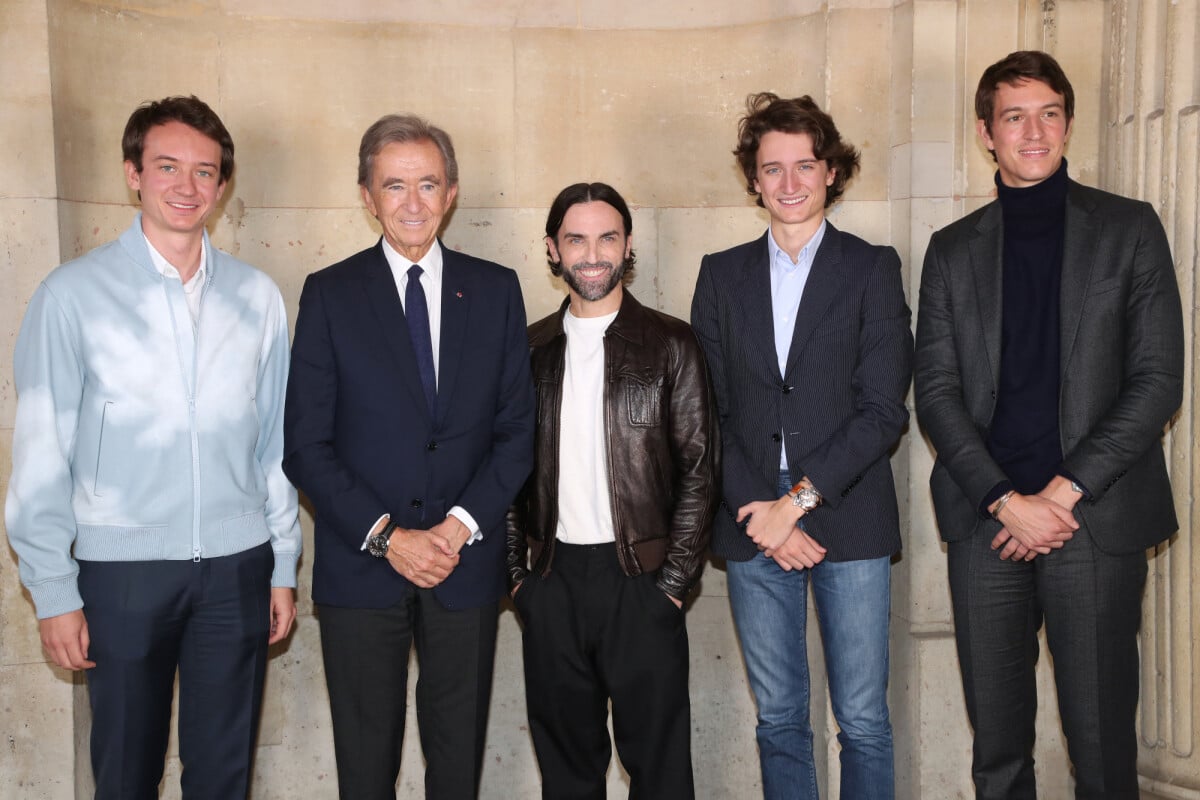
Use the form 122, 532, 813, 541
78, 542, 274, 800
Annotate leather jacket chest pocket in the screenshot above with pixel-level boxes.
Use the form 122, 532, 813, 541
618, 369, 664, 426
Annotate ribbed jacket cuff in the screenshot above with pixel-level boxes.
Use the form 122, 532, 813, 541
29, 576, 84, 620
271, 551, 299, 589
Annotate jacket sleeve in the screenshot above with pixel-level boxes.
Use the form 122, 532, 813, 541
5, 283, 86, 619
1059, 202, 1183, 497
657, 328, 720, 600
504, 479, 532, 590
913, 231, 1009, 509
256, 288, 302, 588
283, 273, 392, 546
690, 256, 778, 514
795, 246, 913, 507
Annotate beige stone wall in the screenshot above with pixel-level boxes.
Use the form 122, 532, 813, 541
1, 1, 1196, 798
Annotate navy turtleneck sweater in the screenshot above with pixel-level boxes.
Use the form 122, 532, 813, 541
986, 160, 1069, 498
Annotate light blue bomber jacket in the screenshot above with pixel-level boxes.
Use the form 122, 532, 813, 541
5, 216, 301, 619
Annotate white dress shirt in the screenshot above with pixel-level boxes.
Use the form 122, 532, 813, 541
145, 235, 207, 325
364, 238, 481, 547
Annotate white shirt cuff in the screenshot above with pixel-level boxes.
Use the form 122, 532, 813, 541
361, 513, 390, 550
449, 506, 482, 546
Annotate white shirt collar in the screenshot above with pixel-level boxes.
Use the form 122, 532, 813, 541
381, 237, 443, 282
144, 234, 206, 295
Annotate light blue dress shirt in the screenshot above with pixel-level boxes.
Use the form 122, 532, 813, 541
768, 220, 827, 470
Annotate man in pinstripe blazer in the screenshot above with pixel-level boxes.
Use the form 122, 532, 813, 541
691, 93, 913, 800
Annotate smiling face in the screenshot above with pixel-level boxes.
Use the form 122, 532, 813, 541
754, 130, 835, 243
125, 120, 227, 246
360, 138, 458, 262
546, 200, 632, 317
978, 78, 1073, 188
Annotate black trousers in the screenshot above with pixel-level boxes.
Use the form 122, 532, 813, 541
317, 589, 499, 800
948, 525, 1147, 800
78, 542, 274, 800
515, 542, 694, 800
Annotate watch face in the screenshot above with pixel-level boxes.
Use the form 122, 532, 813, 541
797, 487, 820, 511
367, 534, 390, 558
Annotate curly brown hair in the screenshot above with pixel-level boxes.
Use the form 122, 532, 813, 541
733, 92, 860, 209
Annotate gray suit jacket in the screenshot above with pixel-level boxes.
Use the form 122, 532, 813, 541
691, 224, 913, 563
914, 180, 1183, 554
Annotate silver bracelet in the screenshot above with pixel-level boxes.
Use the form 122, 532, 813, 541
991, 490, 1016, 521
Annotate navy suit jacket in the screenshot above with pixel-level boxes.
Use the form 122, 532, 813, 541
691, 224, 913, 563
283, 239, 535, 609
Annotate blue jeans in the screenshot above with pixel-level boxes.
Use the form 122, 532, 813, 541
727, 476, 894, 800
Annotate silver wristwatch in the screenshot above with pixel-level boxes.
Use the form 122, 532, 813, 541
789, 485, 822, 511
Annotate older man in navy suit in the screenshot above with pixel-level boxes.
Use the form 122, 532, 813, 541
283, 114, 534, 800
691, 94, 912, 800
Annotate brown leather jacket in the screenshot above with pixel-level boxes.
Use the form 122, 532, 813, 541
505, 291, 719, 600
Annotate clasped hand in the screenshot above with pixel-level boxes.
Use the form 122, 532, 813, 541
737, 495, 826, 571
385, 516, 469, 587
990, 477, 1080, 561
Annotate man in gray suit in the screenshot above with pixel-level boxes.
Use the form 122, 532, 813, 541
915, 51, 1183, 798
691, 93, 912, 800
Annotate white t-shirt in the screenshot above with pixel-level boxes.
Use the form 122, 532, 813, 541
555, 308, 618, 545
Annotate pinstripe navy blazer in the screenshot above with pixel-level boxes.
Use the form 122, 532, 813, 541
691, 224, 913, 563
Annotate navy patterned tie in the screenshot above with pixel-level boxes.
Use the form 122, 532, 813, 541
405, 265, 437, 414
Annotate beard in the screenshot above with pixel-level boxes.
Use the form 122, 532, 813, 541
561, 258, 628, 302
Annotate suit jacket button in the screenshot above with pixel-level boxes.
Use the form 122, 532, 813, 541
782, 384, 793, 394
772, 433, 782, 442
427, 441, 438, 451
411, 499, 423, 508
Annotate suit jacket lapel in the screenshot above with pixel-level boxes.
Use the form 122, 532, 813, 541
733, 232, 780, 379
968, 204, 1004, 390
1059, 182, 1101, 379
362, 240, 433, 421
783, 224, 846, 380
437, 245, 470, 426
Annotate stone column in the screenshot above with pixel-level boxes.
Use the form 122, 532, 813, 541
1102, 2, 1200, 798
0, 2, 80, 799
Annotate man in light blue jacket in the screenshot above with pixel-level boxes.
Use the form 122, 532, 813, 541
5, 96, 301, 799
